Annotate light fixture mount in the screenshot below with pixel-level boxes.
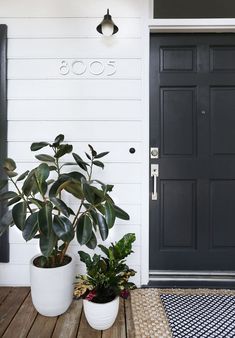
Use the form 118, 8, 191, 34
96, 9, 119, 36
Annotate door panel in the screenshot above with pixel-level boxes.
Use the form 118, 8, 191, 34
160, 180, 196, 249
150, 34, 235, 273
210, 180, 235, 248
211, 87, 235, 155
161, 87, 196, 156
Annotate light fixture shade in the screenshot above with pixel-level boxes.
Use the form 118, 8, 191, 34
96, 9, 119, 36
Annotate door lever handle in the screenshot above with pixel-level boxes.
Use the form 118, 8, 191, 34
151, 164, 159, 200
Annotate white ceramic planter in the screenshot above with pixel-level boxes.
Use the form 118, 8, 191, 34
83, 296, 119, 330
30, 254, 75, 317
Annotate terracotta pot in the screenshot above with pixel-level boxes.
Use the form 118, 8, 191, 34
83, 296, 119, 330
30, 254, 75, 316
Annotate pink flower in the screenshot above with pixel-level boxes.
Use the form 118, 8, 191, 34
85, 290, 96, 301
120, 289, 129, 299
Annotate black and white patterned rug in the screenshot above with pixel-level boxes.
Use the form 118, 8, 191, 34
160, 294, 235, 338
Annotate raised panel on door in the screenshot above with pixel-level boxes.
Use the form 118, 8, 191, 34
210, 180, 235, 248
160, 47, 197, 72
160, 180, 196, 249
211, 87, 235, 155
161, 87, 197, 156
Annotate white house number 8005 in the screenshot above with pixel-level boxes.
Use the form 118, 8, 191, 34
59, 60, 117, 76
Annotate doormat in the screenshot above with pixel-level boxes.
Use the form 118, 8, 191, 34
131, 288, 235, 338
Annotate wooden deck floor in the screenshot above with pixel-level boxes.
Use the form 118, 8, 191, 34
0, 288, 135, 338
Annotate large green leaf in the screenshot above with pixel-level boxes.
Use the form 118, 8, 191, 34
16, 170, 29, 182
35, 154, 55, 163
93, 160, 104, 169
7, 195, 21, 207
39, 232, 57, 258
22, 169, 38, 196
65, 182, 84, 199
49, 172, 84, 199
86, 231, 97, 249
53, 134, 64, 146
23, 212, 39, 241
88, 144, 97, 157
114, 233, 136, 259
30, 198, 44, 209
3, 158, 16, 171
30, 142, 49, 151
83, 183, 95, 204
35, 163, 50, 196
105, 201, 116, 229
35, 163, 50, 184
38, 204, 52, 237
98, 244, 110, 257
52, 215, 74, 242
49, 175, 70, 198
5, 171, 18, 178
72, 153, 89, 171
76, 214, 93, 245
66, 171, 86, 181
95, 151, 109, 159
113, 205, 130, 220
12, 202, 27, 230
0, 191, 18, 200
85, 152, 91, 160
88, 209, 98, 230
0, 210, 14, 235
51, 198, 71, 217
0, 179, 8, 190
97, 213, 108, 240
55, 144, 73, 158
78, 250, 92, 268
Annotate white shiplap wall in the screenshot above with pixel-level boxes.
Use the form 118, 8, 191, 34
0, 0, 146, 286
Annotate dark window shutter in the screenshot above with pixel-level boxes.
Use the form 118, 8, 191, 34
0, 25, 8, 263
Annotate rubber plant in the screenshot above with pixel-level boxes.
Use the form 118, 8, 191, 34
0, 134, 129, 268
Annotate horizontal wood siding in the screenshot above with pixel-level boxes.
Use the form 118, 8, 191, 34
0, 0, 144, 286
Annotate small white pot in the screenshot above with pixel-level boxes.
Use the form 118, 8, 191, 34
30, 254, 75, 317
83, 296, 119, 330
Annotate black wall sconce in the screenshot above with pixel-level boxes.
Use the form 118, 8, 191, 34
96, 9, 119, 36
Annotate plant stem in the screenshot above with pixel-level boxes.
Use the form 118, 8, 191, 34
88, 157, 94, 183
59, 241, 69, 265
10, 178, 33, 214
72, 197, 85, 229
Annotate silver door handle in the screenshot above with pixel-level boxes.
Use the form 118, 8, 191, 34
151, 164, 159, 200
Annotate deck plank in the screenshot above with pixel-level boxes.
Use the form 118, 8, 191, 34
125, 297, 135, 338
52, 300, 83, 338
0, 288, 134, 337
0, 287, 12, 305
0, 287, 29, 337
27, 313, 58, 338
102, 298, 126, 338
3, 293, 37, 338
77, 310, 102, 338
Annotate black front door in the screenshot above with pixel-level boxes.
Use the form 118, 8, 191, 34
150, 34, 235, 275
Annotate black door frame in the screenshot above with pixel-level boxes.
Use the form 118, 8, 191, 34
0, 25, 8, 262
148, 32, 235, 288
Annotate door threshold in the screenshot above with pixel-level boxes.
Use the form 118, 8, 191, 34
146, 270, 235, 288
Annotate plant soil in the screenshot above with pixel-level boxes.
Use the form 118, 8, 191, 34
33, 255, 72, 268
92, 294, 116, 304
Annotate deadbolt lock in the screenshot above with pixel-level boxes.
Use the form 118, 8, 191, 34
150, 147, 159, 159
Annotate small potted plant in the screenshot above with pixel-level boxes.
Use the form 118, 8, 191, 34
74, 233, 137, 330
0, 134, 130, 316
